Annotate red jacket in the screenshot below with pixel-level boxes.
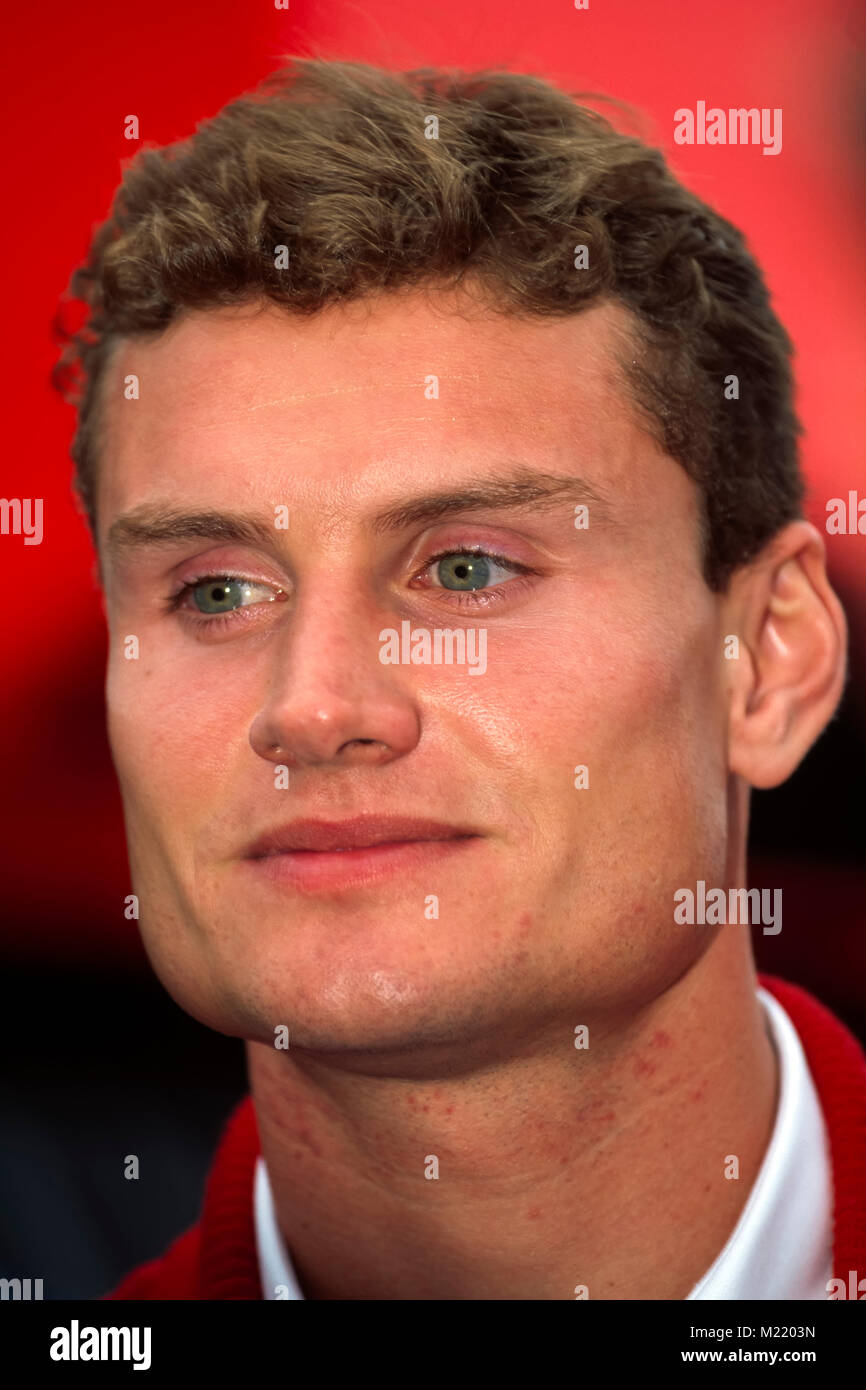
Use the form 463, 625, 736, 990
104, 974, 866, 1300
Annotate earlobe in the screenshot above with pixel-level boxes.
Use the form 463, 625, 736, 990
728, 523, 847, 789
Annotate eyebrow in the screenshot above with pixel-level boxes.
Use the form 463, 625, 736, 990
104, 467, 612, 564
370, 468, 612, 534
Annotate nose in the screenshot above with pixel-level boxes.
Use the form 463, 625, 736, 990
248, 581, 421, 770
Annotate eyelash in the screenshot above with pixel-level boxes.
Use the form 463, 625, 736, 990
166, 545, 536, 631
413, 545, 534, 606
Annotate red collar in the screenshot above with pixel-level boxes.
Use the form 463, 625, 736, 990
757, 973, 866, 1282
199, 1092, 262, 1299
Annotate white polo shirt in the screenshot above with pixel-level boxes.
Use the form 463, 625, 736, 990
254, 986, 833, 1300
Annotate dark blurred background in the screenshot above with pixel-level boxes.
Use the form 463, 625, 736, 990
1, 0, 864, 1299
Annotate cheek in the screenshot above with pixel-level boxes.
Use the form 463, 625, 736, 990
105, 649, 250, 819
497, 602, 724, 820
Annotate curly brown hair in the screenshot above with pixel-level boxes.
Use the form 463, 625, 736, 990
52, 56, 804, 589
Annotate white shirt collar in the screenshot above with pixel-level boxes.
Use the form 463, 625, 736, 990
254, 1153, 304, 1300
254, 986, 833, 1300
686, 985, 832, 1299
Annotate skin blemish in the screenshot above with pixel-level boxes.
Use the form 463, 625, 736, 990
633, 1057, 657, 1077
650, 1029, 673, 1049
574, 1097, 618, 1124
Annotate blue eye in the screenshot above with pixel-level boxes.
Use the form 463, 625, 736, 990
436, 553, 491, 590
427, 549, 525, 592
187, 576, 276, 613
170, 574, 282, 623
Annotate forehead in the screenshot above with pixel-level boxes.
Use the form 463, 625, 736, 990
95, 288, 672, 545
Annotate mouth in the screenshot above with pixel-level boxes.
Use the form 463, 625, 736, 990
243, 816, 482, 893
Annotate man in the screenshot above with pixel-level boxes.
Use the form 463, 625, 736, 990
53, 56, 865, 1300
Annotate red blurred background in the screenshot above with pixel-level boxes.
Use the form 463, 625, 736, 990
0, 0, 863, 1297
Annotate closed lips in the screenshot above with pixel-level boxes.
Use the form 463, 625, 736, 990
245, 817, 480, 857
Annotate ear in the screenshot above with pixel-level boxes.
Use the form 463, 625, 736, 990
726, 521, 847, 789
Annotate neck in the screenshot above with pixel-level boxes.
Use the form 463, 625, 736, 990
246, 930, 777, 1300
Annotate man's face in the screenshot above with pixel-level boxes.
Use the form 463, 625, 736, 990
98, 289, 730, 1060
